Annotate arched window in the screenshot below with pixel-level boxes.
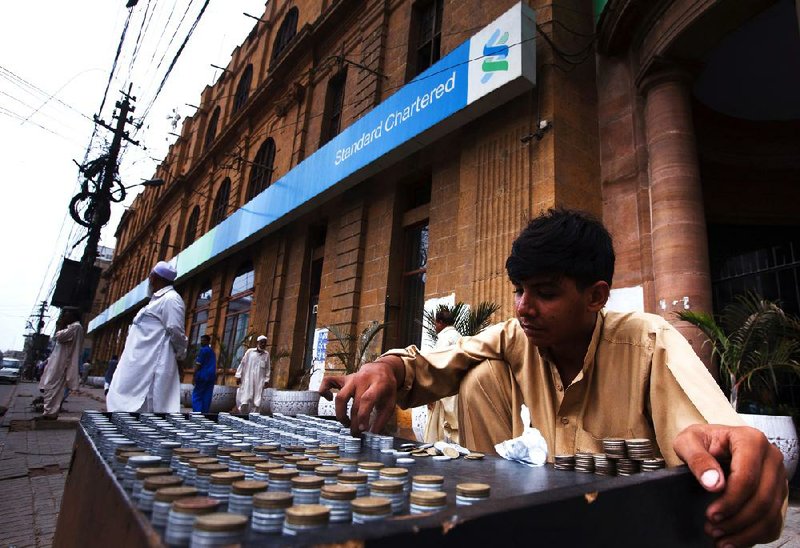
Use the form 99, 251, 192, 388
158, 225, 172, 261
184, 205, 201, 247
232, 64, 253, 114
189, 282, 213, 347
204, 106, 220, 151
271, 7, 298, 62
222, 262, 255, 366
210, 178, 231, 228
246, 138, 276, 201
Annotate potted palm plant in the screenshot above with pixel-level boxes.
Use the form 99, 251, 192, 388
677, 292, 800, 478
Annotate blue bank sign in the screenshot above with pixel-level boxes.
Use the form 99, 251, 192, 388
89, 2, 536, 332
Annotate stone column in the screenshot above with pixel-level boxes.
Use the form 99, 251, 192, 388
640, 67, 714, 371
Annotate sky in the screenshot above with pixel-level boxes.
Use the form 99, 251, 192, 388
0, 0, 267, 351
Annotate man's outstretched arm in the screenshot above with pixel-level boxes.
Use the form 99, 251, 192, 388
319, 356, 405, 436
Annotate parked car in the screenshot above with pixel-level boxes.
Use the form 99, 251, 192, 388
0, 358, 23, 384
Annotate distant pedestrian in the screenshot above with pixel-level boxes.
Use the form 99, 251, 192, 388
106, 261, 188, 413
104, 355, 118, 395
192, 335, 216, 413
39, 308, 84, 420
235, 335, 270, 414
80, 361, 91, 385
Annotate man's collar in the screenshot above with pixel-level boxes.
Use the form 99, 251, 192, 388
152, 285, 173, 298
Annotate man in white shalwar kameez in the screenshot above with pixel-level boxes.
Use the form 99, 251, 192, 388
235, 335, 271, 413
423, 308, 462, 443
39, 308, 84, 419
107, 261, 188, 413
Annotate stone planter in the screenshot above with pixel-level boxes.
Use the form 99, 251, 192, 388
259, 387, 276, 414
87, 376, 105, 388
740, 413, 799, 480
271, 390, 321, 416
180, 384, 237, 413
209, 385, 237, 413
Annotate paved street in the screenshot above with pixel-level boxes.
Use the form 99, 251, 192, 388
1, 380, 800, 547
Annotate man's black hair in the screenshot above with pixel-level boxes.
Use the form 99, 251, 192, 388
435, 306, 456, 326
505, 208, 615, 289
200, 334, 210, 340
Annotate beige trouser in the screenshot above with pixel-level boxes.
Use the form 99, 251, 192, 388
43, 377, 68, 416
458, 358, 524, 454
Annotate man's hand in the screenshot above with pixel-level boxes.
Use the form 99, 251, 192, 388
674, 424, 787, 547
318, 358, 404, 436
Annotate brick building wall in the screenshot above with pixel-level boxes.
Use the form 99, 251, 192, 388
92, 0, 603, 386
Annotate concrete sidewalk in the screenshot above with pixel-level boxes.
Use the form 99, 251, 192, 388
0, 380, 106, 548
1, 380, 799, 547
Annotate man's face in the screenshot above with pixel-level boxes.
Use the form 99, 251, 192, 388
200, 337, 210, 347
257, 339, 267, 351
512, 275, 597, 348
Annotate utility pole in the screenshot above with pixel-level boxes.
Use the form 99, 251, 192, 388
22, 301, 49, 379
72, 86, 139, 313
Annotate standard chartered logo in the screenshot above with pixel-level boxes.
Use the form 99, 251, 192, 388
481, 28, 509, 83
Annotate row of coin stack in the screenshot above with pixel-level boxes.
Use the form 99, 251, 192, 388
80, 410, 491, 546
552, 438, 667, 475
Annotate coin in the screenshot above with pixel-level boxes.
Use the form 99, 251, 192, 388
442, 447, 460, 459
464, 452, 485, 460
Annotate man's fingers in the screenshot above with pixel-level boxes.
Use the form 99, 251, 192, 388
370, 389, 397, 434
705, 426, 768, 521
673, 425, 726, 493
319, 376, 345, 400
334, 380, 353, 428
709, 441, 785, 544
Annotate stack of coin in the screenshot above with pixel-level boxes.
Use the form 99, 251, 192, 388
625, 439, 655, 460
553, 454, 576, 471
575, 452, 595, 473
464, 452, 485, 461
592, 453, 616, 476
343, 437, 362, 453
602, 438, 627, 459
640, 458, 666, 472
615, 458, 640, 476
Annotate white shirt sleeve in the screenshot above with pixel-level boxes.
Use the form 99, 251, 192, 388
163, 293, 188, 361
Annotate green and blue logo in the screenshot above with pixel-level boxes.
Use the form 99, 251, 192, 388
481, 28, 510, 83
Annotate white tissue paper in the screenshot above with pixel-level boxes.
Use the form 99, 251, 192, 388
494, 404, 548, 467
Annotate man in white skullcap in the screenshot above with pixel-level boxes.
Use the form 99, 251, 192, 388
38, 307, 84, 419
235, 335, 271, 414
107, 261, 188, 413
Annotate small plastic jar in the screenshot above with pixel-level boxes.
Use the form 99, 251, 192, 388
253, 461, 282, 483
411, 474, 444, 493
165, 496, 221, 547
369, 480, 406, 515
251, 492, 294, 534
410, 491, 447, 514
133, 466, 172, 502
456, 483, 491, 506
282, 504, 330, 536
194, 464, 228, 496
319, 484, 357, 523
139, 475, 183, 515
357, 461, 384, 482
351, 496, 392, 524
291, 475, 325, 505
151, 486, 198, 529
227, 480, 268, 517
207, 471, 245, 511
189, 512, 248, 547
337, 472, 369, 498
268, 468, 299, 493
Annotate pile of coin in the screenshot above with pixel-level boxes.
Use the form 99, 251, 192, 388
601, 438, 626, 459
592, 453, 616, 476
574, 452, 595, 473
553, 454, 576, 471
640, 458, 666, 471
624, 439, 654, 460
615, 458, 640, 476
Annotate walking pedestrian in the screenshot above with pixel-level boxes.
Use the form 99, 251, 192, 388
38, 308, 83, 420
235, 335, 270, 414
192, 335, 216, 412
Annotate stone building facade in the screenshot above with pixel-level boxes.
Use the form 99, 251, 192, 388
90, 0, 799, 390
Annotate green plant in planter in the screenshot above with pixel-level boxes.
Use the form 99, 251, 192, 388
422, 301, 501, 342
677, 292, 800, 412
326, 321, 387, 375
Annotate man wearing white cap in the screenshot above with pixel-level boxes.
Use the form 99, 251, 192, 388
107, 261, 188, 413
235, 335, 271, 413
